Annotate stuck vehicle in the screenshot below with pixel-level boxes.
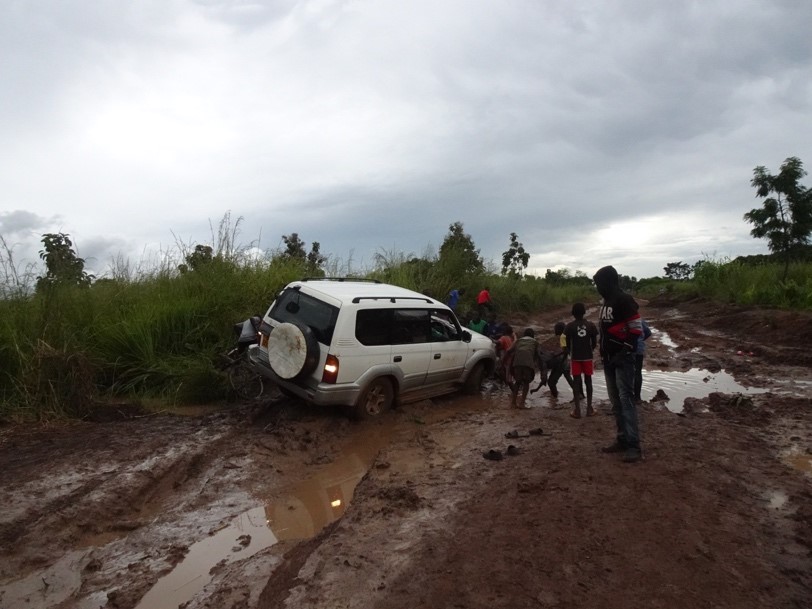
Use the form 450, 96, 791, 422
248, 278, 496, 418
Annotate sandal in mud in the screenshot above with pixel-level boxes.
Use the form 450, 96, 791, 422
505, 430, 530, 439
482, 449, 504, 461
506, 445, 521, 456
528, 428, 544, 436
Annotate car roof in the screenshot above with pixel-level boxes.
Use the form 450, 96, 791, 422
290, 279, 440, 307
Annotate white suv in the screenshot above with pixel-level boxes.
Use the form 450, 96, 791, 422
248, 278, 496, 418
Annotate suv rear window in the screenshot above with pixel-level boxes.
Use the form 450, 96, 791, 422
270, 288, 339, 345
355, 308, 432, 346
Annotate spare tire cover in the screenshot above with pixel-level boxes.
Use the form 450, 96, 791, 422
267, 322, 319, 380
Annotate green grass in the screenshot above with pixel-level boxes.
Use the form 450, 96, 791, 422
1, 244, 808, 421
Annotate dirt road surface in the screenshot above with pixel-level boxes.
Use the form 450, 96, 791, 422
1, 297, 810, 609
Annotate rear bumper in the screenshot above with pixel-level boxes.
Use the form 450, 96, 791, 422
248, 346, 361, 406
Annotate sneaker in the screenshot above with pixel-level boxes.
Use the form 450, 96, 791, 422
622, 448, 642, 463
601, 441, 626, 454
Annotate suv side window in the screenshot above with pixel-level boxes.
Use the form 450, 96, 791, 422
270, 288, 339, 345
430, 309, 462, 342
391, 309, 430, 345
355, 309, 391, 346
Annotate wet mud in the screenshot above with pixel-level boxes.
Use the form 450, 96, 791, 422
0, 297, 810, 609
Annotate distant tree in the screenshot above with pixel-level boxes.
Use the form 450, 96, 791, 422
744, 156, 812, 279
438, 222, 483, 275
178, 244, 214, 274
501, 232, 530, 278
279, 233, 325, 274
544, 268, 592, 287
281, 233, 307, 260
663, 261, 693, 281
36, 232, 94, 291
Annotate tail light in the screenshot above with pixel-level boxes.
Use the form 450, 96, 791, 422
322, 354, 339, 384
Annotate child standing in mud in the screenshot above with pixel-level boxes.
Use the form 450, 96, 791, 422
506, 328, 546, 407
565, 302, 599, 418
547, 322, 576, 400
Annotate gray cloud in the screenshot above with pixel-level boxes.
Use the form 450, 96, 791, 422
1, 0, 810, 283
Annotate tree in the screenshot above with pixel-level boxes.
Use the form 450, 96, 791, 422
279, 233, 325, 274
744, 156, 812, 279
663, 261, 692, 281
438, 222, 483, 276
501, 232, 529, 277
178, 244, 214, 274
36, 233, 93, 291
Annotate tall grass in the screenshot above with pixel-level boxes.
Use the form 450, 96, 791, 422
4, 224, 807, 421
692, 259, 812, 308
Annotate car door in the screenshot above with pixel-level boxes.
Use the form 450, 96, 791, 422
427, 309, 468, 385
390, 309, 431, 391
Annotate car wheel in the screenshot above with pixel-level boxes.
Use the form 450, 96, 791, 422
463, 362, 486, 394
267, 322, 319, 380
354, 378, 394, 419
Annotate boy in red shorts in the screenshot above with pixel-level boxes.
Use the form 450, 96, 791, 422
564, 302, 598, 418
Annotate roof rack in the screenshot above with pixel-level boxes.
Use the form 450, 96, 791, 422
351, 296, 434, 304
300, 277, 382, 283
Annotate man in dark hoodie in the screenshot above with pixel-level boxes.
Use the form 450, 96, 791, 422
593, 265, 644, 463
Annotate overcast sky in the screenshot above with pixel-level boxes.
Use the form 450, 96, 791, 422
1, 0, 811, 281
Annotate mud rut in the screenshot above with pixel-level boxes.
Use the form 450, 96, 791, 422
0, 299, 810, 609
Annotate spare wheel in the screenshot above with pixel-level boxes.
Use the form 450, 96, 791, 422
267, 322, 320, 380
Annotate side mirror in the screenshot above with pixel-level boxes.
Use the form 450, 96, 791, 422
461, 330, 472, 343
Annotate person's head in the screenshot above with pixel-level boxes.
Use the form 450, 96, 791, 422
459, 288, 466, 296
592, 265, 619, 299
523, 327, 535, 338
554, 321, 565, 335
503, 324, 513, 336
571, 302, 586, 319
472, 312, 481, 322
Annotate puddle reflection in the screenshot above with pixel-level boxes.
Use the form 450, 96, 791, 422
134, 428, 392, 609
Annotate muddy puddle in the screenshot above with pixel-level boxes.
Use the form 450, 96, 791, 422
134, 426, 395, 609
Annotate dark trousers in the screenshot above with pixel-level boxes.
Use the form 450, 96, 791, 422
634, 353, 644, 400
547, 355, 574, 396
604, 352, 640, 449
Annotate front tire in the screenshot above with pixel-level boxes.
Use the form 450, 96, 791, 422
463, 362, 486, 394
354, 378, 394, 419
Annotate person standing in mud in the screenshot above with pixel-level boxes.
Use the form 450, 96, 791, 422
634, 319, 652, 403
565, 303, 599, 418
593, 265, 644, 463
506, 328, 546, 407
546, 322, 576, 400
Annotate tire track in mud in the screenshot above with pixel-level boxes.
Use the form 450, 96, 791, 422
0, 416, 236, 580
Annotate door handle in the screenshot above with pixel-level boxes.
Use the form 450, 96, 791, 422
393, 355, 402, 362
434, 353, 441, 359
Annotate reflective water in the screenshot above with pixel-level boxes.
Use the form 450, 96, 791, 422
134, 426, 393, 609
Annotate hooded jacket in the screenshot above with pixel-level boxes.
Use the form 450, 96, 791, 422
592, 265, 642, 358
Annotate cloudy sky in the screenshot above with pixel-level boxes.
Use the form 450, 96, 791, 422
1, 0, 811, 281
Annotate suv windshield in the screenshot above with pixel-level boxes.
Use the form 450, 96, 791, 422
270, 288, 339, 345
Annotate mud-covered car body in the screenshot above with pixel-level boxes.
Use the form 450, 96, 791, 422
248, 278, 495, 417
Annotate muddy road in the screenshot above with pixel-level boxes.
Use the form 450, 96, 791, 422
1, 297, 811, 609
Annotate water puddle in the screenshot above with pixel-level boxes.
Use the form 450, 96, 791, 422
134, 426, 393, 609
586, 368, 768, 413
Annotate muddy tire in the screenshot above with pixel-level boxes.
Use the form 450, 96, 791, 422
267, 322, 319, 380
354, 378, 394, 419
463, 362, 486, 394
